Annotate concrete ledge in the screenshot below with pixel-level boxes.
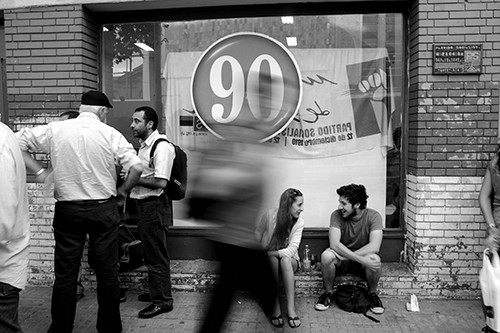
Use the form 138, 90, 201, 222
114, 260, 415, 297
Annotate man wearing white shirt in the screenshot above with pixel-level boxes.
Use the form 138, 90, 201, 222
130, 106, 175, 319
18, 90, 143, 333
0, 122, 30, 333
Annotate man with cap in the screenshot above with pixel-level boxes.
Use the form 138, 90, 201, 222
18, 90, 143, 333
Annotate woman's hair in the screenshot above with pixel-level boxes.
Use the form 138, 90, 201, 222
267, 188, 303, 250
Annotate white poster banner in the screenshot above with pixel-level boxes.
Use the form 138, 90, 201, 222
163, 48, 392, 228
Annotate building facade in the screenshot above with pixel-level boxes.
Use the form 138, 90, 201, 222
0, 0, 499, 298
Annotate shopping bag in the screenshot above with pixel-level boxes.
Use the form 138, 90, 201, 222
480, 248, 500, 332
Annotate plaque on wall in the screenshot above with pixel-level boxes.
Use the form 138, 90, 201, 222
433, 44, 482, 74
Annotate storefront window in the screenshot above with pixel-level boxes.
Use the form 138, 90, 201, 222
101, 13, 404, 230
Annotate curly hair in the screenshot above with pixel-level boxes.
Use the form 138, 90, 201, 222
267, 188, 303, 251
336, 184, 368, 209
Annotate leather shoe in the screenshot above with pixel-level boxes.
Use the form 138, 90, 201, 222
138, 304, 173, 319
138, 293, 151, 302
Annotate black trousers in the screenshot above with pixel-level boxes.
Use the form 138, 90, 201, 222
135, 195, 173, 306
48, 198, 122, 333
198, 241, 277, 333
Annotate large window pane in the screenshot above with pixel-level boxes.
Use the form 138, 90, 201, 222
102, 23, 160, 147
101, 14, 404, 230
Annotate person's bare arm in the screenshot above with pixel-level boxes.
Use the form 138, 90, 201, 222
329, 227, 381, 271
480, 168, 497, 234
117, 163, 143, 200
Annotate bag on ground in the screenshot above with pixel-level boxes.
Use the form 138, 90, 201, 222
480, 248, 500, 332
333, 284, 380, 323
150, 138, 187, 200
118, 223, 144, 272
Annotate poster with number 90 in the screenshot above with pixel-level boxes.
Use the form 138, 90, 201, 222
191, 32, 302, 142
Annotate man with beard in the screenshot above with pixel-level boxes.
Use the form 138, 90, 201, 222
314, 183, 384, 315
129, 106, 175, 319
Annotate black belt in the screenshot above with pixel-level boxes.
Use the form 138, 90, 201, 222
134, 195, 162, 203
59, 197, 115, 205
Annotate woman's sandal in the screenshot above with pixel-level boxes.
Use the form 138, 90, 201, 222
270, 315, 284, 328
287, 315, 301, 328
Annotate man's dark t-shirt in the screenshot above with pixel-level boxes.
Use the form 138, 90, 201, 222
330, 208, 383, 251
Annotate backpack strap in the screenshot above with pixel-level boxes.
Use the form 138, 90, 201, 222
363, 312, 380, 323
149, 138, 171, 168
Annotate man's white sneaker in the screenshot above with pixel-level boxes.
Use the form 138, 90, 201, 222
315, 292, 334, 311
369, 292, 385, 314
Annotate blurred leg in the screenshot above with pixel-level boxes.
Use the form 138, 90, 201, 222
198, 242, 237, 333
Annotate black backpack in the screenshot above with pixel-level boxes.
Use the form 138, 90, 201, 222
149, 138, 187, 200
333, 284, 380, 323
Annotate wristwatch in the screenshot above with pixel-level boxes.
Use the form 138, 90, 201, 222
489, 223, 496, 229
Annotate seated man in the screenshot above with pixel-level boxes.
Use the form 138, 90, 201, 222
314, 183, 384, 315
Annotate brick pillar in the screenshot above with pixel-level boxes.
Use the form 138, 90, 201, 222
4, 5, 100, 286
406, 0, 499, 297
4, 5, 99, 132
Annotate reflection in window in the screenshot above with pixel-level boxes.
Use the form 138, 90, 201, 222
101, 14, 404, 230
102, 24, 156, 102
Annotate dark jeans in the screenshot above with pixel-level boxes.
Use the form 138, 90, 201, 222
48, 198, 122, 333
135, 195, 173, 306
0, 282, 22, 333
199, 241, 277, 333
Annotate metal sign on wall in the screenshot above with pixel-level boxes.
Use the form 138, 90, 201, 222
433, 44, 482, 74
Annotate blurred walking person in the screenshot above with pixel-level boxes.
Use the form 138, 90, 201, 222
189, 133, 277, 333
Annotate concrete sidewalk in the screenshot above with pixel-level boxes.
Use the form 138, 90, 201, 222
19, 286, 487, 333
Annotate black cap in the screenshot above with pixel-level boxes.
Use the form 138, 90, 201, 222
81, 90, 113, 108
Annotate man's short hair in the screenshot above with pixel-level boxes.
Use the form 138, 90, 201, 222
337, 184, 368, 209
60, 111, 79, 119
135, 106, 158, 131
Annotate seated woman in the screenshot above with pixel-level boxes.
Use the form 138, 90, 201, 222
256, 188, 305, 329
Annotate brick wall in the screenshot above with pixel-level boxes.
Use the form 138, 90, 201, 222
5, 5, 99, 134
4, 5, 100, 284
407, 0, 500, 297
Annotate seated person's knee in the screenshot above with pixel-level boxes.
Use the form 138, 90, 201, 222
279, 256, 294, 269
367, 253, 380, 263
321, 248, 340, 266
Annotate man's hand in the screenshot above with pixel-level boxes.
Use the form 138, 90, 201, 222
117, 185, 128, 207
362, 254, 381, 272
487, 227, 500, 252
267, 250, 279, 258
120, 168, 128, 180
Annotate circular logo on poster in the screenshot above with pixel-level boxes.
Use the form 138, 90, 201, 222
191, 32, 302, 142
